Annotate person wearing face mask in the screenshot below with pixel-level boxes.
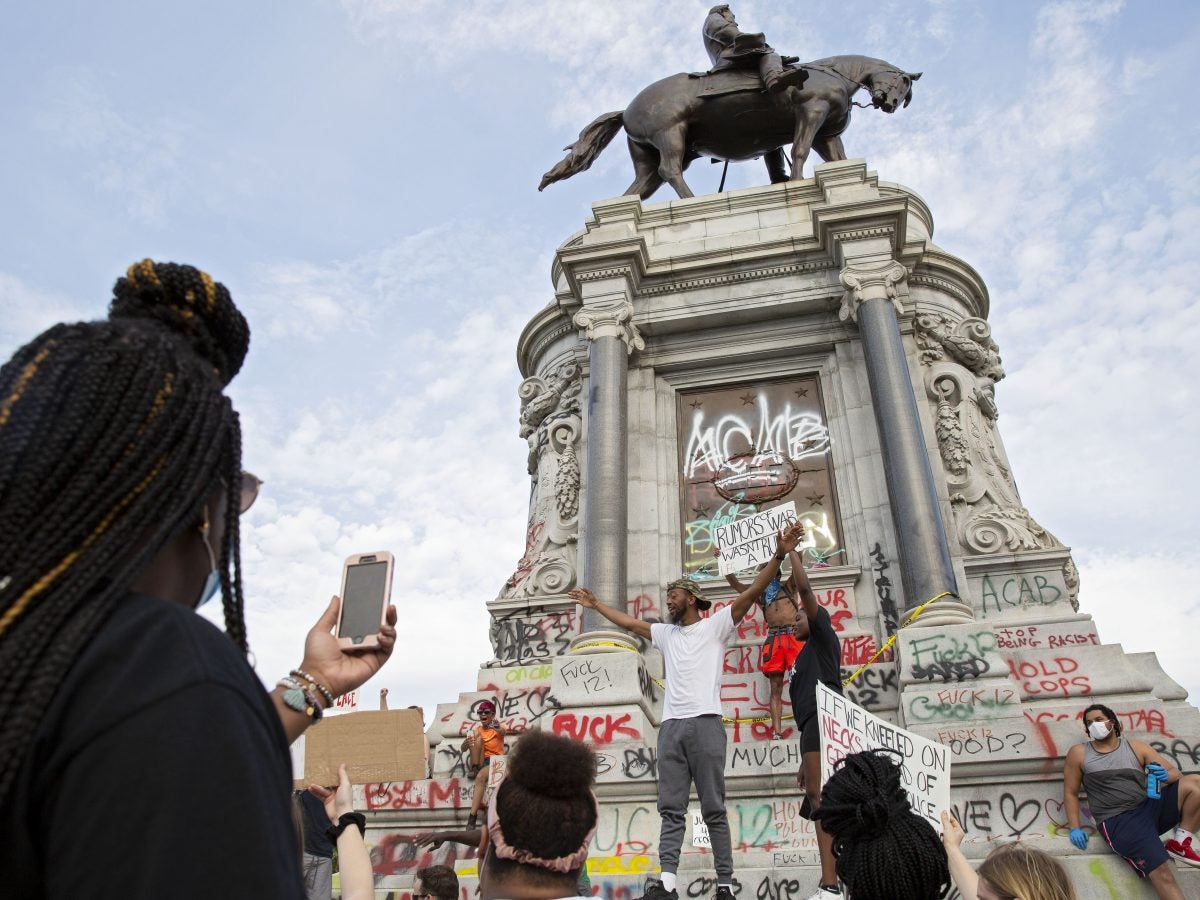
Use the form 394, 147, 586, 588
1062, 702, 1200, 899
0, 261, 397, 899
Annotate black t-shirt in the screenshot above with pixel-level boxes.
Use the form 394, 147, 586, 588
0, 591, 305, 899
298, 789, 334, 858
788, 606, 842, 723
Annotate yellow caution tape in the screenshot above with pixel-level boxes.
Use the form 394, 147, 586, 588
840, 591, 956, 688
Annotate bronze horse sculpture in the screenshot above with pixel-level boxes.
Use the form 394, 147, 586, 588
539, 55, 920, 200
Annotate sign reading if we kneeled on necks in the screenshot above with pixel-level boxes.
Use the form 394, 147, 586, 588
817, 683, 952, 833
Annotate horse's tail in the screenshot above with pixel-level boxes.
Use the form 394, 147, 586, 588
538, 110, 625, 191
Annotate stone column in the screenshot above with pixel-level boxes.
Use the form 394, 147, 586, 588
839, 258, 967, 620
572, 302, 644, 633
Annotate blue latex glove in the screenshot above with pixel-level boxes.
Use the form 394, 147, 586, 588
1147, 763, 1169, 781
1070, 828, 1089, 850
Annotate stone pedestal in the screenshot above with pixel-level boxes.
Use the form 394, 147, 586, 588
364, 162, 1200, 900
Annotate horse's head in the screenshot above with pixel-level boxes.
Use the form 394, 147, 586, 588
869, 70, 921, 114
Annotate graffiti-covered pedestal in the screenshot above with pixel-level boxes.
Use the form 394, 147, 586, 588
361, 162, 1200, 899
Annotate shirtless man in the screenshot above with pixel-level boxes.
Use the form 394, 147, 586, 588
719, 550, 802, 739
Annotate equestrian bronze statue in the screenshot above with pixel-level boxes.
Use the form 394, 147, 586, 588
538, 6, 920, 201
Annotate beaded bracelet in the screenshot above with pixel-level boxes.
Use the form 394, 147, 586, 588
290, 668, 336, 708
277, 678, 324, 721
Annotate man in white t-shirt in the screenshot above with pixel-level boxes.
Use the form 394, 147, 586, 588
569, 522, 805, 900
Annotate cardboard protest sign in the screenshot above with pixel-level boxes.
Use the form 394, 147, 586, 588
714, 502, 801, 575
303, 708, 427, 786
326, 689, 359, 715
817, 682, 951, 832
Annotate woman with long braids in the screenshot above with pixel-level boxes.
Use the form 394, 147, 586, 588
813, 750, 953, 900
0, 260, 397, 898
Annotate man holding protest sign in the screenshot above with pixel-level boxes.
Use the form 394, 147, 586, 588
715, 502, 806, 739
787, 549, 844, 898
720, 551, 801, 740
570, 521, 806, 900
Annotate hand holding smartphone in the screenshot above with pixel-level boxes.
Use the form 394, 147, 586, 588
335, 552, 395, 649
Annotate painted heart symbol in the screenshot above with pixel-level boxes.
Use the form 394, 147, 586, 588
1000, 793, 1040, 837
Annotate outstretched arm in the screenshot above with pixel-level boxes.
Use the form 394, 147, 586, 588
568, 588, 653, 640
940, 812, 979, 900
729, 523, 805, 624
309, 765, 372, 900
413, 828, 482, 850
790, 543, 819, 621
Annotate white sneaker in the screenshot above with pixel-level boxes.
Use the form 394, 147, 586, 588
806, 886, 841, 900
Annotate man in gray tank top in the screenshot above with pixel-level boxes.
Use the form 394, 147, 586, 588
1062, 702, 1200, 899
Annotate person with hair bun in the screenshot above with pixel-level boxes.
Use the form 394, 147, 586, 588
813, 750, 952, 900
941, 813, 1078, 900
0, 261, 397, 899
479, 729, 599, 900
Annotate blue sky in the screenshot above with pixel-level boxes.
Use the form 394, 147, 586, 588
3, 0, 1198, 716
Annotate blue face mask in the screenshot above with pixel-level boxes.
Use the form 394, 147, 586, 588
196, 515, 221, 608
197, 567, 221, 608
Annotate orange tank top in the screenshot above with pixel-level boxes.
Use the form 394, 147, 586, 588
477, 725, 504, 757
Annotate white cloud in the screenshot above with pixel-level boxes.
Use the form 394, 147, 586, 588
33, 68, 187, 225
1075, 548, 1200, 698
209, 224, 545, 715
0, 273, 93, 358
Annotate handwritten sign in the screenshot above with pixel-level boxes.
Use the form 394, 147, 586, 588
714, 502, 801, 575
691, 810, 711, 847
817, 683, 950, 833
326, 689, 359, 715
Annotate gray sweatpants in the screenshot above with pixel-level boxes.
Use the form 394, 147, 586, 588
302, 852, 332, 900
656, 715, 733, 879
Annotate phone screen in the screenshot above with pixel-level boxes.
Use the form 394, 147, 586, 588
339, 561, 390, 642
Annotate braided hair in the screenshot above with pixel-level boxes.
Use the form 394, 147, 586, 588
0, 259, 250, 807
814, 751, 951, 900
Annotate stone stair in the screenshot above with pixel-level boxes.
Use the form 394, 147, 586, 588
355, 605, 1200, 900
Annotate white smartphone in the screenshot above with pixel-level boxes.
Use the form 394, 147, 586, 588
336, 551, 395, 649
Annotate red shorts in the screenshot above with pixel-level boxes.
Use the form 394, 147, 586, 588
761, 630, 802, 675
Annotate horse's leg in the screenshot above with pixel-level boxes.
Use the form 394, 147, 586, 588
764, 148, 789, 184
790, 101, 830, 180
624, 137, 664, 199
812, 134, 846, 163
653, 124, 695, 199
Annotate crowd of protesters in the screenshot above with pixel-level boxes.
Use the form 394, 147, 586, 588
1, 262, 1197, 900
